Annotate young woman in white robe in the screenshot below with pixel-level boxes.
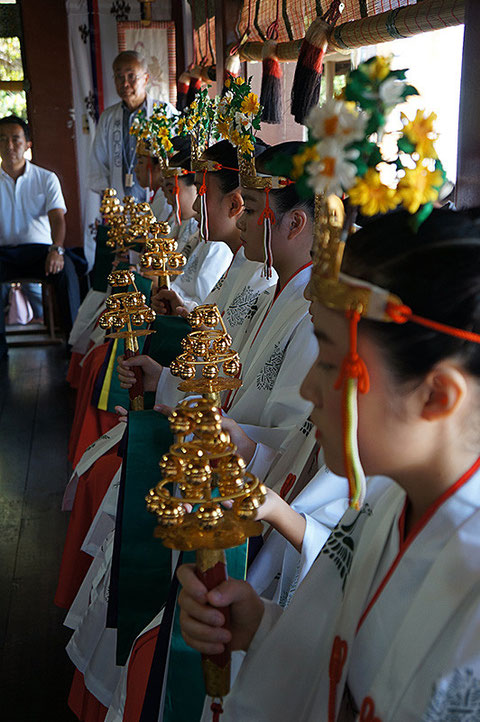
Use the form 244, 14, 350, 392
64, 142, 331, 718
178, 207, 480, 722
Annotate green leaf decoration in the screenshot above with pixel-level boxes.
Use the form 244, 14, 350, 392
397, 135, 416, 154
409, 202, 433, 232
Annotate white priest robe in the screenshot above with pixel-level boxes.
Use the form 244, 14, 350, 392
219, 458, 480, 721
224, 263, 317, 480
88, 95, 176, 197
154, 246, 277, 409
171, 236, 233, 312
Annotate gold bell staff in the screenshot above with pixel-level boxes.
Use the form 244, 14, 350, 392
99, 269, 156, 411
146, 397, 266, 712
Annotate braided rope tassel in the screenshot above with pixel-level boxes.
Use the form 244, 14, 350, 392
258, 187, 275, 278
211, 700, 224, 721
199, 169, 209, 242
173, 174, 182, 226
334, 309, 369, 510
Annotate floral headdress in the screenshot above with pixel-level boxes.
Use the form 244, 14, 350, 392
130, 104, 178, 169
269, 56, 461, 510
176, 88, 221, 241
216, 76, 291, 278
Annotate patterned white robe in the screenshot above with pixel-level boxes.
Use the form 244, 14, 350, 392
219, 460, 480, 721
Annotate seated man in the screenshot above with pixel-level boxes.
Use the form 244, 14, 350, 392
0, 115, 80, 360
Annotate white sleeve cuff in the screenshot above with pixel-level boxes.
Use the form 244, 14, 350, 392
248, 599, 283, 654
246, 442, 278, 481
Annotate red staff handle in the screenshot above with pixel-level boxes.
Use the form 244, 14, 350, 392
124, 346, 144, 411
195, 548, 231, 698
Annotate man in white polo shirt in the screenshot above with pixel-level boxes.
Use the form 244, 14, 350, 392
0, 115, 80, 360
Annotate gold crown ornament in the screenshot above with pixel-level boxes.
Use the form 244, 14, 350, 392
146, 395, 266, 700
268, 56, 448, 510
99, 269, 156, 410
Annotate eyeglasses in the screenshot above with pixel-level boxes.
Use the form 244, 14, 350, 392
113, 72, 146, 85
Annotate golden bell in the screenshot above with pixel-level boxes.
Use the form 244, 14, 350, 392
131, 312, 146, 325
196, 502, 224, 529
202, 364, 219, 379
168, 410, 193, 435
145, 309, 156, 323
216, 454, 246, 479
213, 336, 230, 354
163, 240, 176, 252
203, 309, 219, 328
233, 484, 267, 519
193, 409, 223, 436
185, 458, 212, 486
155, 499, 186, 527
170, 359, 181, 376
159, 453, 183, 479
181, 337, 192, 351
187, 310, 203, 328
105, 296, 121, 310
112, 314, 127, 330
140, 256, 152, 268
99, 313, 113, 330
193, 340, 208, 356
223, 358, 241, 376
179, 482, 208, 501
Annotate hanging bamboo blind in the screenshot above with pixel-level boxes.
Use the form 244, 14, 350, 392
188, 0, 216, 66
237, 0, 464, 60
236, 0, 420, 44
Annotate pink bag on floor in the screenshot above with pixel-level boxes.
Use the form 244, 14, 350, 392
7, 284, 34, 325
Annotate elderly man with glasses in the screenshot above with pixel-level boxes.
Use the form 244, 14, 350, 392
88, 50, 177, 204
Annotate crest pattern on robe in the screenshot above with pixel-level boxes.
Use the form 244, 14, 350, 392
256, 342, 286, 391
423, 667, 480, 722
225, 285, 261, 327
320, 504, 372, 592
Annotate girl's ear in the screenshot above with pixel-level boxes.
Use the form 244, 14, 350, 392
228, 190, 244, 219
286, 209, 308, 240
420, 364, 468, 421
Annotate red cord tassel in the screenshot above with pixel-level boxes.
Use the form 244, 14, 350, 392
258, 188, 275, 278
211, 701, 224, 721
173, 174, 181, 226
198, 169, 209, 242
186, 76, 202, 107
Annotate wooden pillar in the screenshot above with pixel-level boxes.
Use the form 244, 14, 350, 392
456, 0, 480, 208
172, 0, 193, 80
215, 0, 226, 94
20, 0, 81, 248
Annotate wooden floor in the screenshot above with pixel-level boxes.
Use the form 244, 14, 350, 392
0, 345, 78, 721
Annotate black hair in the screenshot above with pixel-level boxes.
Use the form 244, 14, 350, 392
203, 138, 269, 195
342, 208, 480, 384
256, 141, 315, 221
0, 115, 30, 142
169, 136, 194, 186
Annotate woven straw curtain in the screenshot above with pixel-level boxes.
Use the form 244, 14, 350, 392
189, 0, 216, 65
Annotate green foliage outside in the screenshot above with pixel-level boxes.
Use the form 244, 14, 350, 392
0, 36, 26, 119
